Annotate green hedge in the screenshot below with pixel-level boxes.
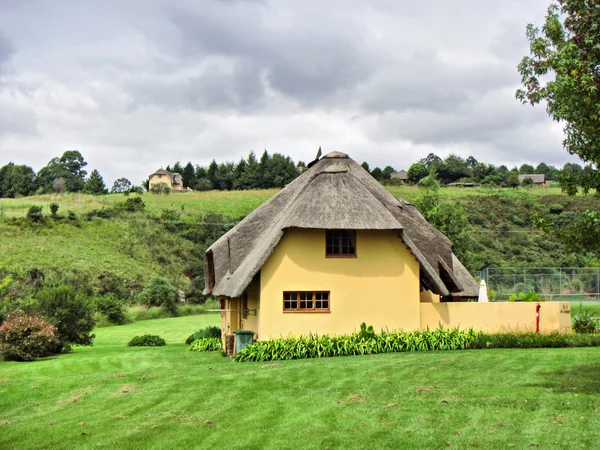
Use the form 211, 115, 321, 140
233, 327, 600, 362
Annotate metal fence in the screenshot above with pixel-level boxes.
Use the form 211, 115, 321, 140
479, 267, 600, 302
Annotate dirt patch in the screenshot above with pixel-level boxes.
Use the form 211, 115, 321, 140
114, 412, 130, 419
117, 384, 139, 394
1, 420, 11, 426
415, 385, 437, 395
349, 394, 366, 404
262, 364, 283, 369
383, 402, 399, 408
58, 396, 81, 404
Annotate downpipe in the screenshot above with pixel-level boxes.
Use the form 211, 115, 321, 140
535, 303, 541, 334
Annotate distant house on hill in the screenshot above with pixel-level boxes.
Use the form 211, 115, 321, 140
148, 168, 185, 191
391, 170, 408, 182
518, 174, 546, 185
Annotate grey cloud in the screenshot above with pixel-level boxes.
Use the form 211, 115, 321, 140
0, 31, 13, 71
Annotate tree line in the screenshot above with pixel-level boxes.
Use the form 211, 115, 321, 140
0, 148, 594, 199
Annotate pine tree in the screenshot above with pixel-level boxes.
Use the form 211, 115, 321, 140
84, 169, 108, 195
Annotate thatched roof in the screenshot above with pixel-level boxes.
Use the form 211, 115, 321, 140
518, 174, 545, 184
204, 151, 478, 298
391, 170, 408, 180
150, 168, 183, 185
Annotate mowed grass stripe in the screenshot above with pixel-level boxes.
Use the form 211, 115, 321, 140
1, 316, 599, 449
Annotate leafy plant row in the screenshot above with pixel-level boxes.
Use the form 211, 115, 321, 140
188, 337, 221, 352
234, 326, 479, 362
233, 326, 600, 362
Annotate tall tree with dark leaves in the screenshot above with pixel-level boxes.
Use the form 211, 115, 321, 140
182, 162, 195, 188
207, 160, 218, 187
59, 150, 88, 192
517, 0, 600, 195
84, 169, 108, 195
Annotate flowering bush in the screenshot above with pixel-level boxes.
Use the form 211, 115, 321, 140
0, 314, 59, 361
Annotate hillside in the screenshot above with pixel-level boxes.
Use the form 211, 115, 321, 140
1, 186, 599, 302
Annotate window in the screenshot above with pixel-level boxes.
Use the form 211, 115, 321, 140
207, 250, 215, 292
326, 230, 356, 257
283, 292, 330, 312
242, 292, 249, 319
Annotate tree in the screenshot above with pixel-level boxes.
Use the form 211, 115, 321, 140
183, 162, 195, 188
361, 162, 370, 173
419, 153, 442, 169
413, 171, 473, 270
370, 167, 383, 181
437, 154, 469, 184
0, 163, 36, 198
466, 156, 478, 169
84, 169, 108, 195
36, 151, 88, 193
53, 178, 66, 194
407, 163, 429, 184
506, 172, 520, 188
519, 164, 535, 174
111, 177, 132, 193
516, 0, 600, 194
382, 166, 395, 180
207, 160, 218, 187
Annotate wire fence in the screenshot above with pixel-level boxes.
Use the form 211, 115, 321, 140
479, 267, 600, 302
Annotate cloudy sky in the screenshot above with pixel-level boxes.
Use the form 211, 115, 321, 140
0, 0, 580, 187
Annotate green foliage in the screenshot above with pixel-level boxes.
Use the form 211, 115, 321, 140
185, 325, 221, 344
0, 313, 59, 361
508, 291, 545, 302
84, 169, 108, 195
516, 0, 600, 195
127, 334, 166, 347
549, 204, 564, 214
521, 177, 534, 188
116, 197, 145, 212
414, 171, 474, 269
471, 332, 600, 349
188, 337, 221, 352
151, 182, 171, 195
407, 163, 428, 184
34, 285, 96, 350
95, 295, 127, 325
234, 326, 479, 362
27, 206, 43, 222
137, 277, 178, 313
49, 203, 59, 217
0, 163, 37, 198
111, 178, 132, 194
573, 311, 597, 334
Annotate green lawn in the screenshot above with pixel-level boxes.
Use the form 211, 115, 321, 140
1, 316, 599, 449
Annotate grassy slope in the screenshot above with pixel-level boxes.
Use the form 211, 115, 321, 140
0, 316, 599, 449
1, 187, 600, 288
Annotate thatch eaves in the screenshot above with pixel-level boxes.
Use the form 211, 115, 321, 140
149, 168, 183, 185
204, 151, 476, 298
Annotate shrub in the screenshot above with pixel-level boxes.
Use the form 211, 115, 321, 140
34, 285, 96, 351
0, 314, 58, 361
573, 312, 597, 334
117, 197, 145, 212
49, 203, 59, 217
137, 277, 178, 313
188, 337, 221, 352
508, 291, 544, 302
95, 295, 127, 325
549, 204, 564, 214
185, 325, 221, 344
27, 206, 43, 222
128, 334, 166, 347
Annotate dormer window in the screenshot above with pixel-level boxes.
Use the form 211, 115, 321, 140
326, 230, 356, 258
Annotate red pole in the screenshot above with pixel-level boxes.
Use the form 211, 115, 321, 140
535, 303, 541, 334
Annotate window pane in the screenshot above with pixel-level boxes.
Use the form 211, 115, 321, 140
290, 300, 298, 309
321, 292, 329, 300
284, 293, 292, 301
316, 301, 322, 309
322, 301, 329, 309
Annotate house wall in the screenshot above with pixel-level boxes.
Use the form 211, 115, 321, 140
420, 290, 440, 303
258, 228, 421, 339
420, 302, 571, 334
149, 174, 172, 190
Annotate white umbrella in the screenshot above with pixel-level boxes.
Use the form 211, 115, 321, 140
478, 279, 489, 303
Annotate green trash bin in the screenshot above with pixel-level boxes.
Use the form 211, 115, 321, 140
234, 330, 255, 353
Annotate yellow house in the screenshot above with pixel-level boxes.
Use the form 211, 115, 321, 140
148, 168, 184, 191
204, 151, 571, 354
